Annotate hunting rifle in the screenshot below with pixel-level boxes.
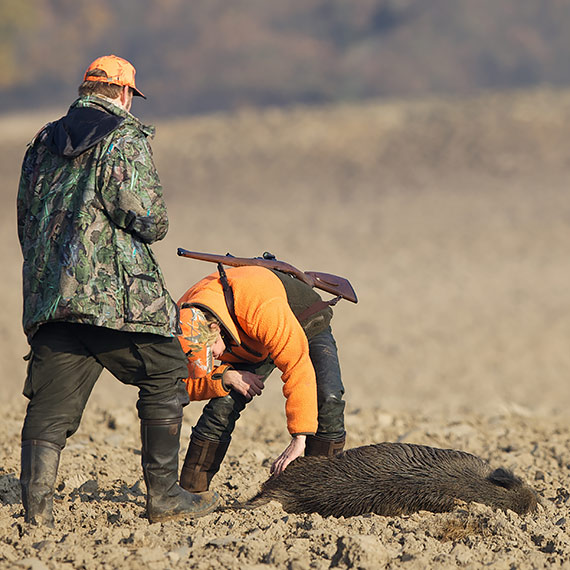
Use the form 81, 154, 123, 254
177, 248, 358, 304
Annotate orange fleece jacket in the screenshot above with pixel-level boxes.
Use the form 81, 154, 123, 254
177, 266, 318, 435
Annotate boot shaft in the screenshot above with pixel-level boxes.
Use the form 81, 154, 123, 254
140, 417, 186, 500
180, 434, 229, 492
20, 439, 62, 527
305, 434, 346, 457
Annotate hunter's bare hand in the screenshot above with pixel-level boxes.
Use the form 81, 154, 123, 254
270, 435, 306, 476
222, 369, 264, 400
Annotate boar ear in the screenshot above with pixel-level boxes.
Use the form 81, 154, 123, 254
487, 468, 521, 489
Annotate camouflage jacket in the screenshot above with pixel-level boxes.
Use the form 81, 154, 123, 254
17, 95, 180, 340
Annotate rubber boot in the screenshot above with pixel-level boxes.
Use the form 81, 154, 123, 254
140, 418, 220, 523
20, 439, 62, 528
180, 434, 230, 492
305, 434, 346, 457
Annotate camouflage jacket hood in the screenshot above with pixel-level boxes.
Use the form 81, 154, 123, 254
17, 95, 179, 340
44, 101, 125, 158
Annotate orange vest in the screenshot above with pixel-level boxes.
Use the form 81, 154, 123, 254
177, 266, 318, 435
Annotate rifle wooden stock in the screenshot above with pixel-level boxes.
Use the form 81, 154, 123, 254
177, 248, 358, 303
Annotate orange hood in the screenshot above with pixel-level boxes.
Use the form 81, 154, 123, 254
178, 271, 242, 345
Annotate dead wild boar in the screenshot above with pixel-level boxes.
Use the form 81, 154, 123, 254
246, 442, 538, 518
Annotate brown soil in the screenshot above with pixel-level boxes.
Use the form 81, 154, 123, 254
1, 88, 569, 568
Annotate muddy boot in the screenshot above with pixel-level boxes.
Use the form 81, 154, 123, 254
180, 434, 230, 492
20, 439, 62, 528
305, 434, 346, 457
140, 418, 220, 523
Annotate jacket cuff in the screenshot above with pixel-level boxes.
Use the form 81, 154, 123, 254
215, 364, 233, 393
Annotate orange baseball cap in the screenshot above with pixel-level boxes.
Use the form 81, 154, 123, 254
83, 54, 146, 98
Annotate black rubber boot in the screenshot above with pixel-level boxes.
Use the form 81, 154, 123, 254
180, 434, 230, 492
305, 434, 346, 457
141, 418, 220, 523
20, 439, 62, 528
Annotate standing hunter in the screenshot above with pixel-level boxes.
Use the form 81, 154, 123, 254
17, 55, 218, 526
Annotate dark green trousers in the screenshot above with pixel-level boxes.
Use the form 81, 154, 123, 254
22, 322, 189, 448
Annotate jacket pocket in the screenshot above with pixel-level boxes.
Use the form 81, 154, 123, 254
121, 262, 171, 325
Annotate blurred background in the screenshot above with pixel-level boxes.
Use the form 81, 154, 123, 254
3, 0, 570, 117
2, 0, 570, 419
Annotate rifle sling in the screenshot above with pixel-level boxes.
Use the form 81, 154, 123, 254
217, 263, 263, 358
296, 295, 342, 323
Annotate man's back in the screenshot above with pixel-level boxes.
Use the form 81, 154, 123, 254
17, 95, 177, 339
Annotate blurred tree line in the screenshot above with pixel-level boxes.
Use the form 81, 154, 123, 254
2, 0, 570, 117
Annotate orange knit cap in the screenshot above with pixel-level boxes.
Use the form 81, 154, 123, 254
83, 54, 146, 98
